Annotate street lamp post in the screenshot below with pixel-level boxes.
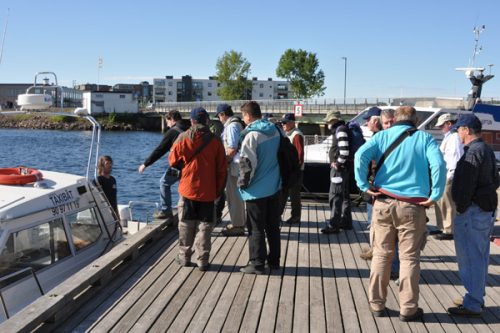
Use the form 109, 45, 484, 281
341, 57, 347, 113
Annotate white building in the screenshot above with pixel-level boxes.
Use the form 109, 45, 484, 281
153, 76, 290, 103
82, 92, 139, 114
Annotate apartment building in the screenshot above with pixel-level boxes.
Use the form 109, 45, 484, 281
152, 75, 290, 103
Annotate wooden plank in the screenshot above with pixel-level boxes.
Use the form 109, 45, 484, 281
238, 273, 269, 333
293, 208, 310, 332
166, 235, 240, 332
308, 205, 327, 333
184, 236, 247, 332
221, 273, 256, 332
55, 230, 179, 332
275, 208, 299, 333
128, 235, 228, 332
202, 236, 249, 332
317, 204, 344, 333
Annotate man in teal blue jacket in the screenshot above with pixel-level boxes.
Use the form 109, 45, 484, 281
238, 101, 282, 275
354, 106, 446, 322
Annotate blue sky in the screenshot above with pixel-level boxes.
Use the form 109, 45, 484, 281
0, 0, 499, 100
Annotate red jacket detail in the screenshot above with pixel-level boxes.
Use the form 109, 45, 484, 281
169, 126, 227, 202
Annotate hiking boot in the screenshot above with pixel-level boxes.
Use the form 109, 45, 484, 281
222, 226, 245, 236
452, 298, 484, 308
266, 262, 281, 270
369, 306, 385, 317
240, 264, 265, 275
321, 225, 340, 234
155, 211, 173, 220
360, 247, 373, 260
434, 233, 453, 240
198, 263, 210, 272
175, 255, 193, 267
447, 305, 481, 317
399, 308, 424, 322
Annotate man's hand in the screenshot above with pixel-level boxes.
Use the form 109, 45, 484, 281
366, 188, 382, 197
418, 199, 435, 207
330, 162, 338, 170
138, 164, 146, 173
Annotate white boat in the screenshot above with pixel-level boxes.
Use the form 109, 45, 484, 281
303, 29, 500, 194
0, 72, 156, 322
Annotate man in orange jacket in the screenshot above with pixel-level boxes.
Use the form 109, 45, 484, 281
169, 107, 227, 271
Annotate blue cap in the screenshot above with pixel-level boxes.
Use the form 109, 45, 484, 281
455, 114, 482, 131
281, 113, 296, 123
362, 107, 382, 120
190, 107, 209, 124
216, 103, 232, 116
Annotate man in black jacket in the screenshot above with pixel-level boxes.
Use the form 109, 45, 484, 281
448, 114, 499, 318
138, 110, 189, 222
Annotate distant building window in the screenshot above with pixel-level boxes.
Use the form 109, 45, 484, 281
208, 92, 212, 96
259, 83, 264, 88
168, 82, 173, 87
168, 91, 172, 95
119, 95, 126, 99
259, 93, 263, 97
95, 94, 103, 98
270, 85, 272, 89
208, 82, 212, 88
217, 83, 221, 87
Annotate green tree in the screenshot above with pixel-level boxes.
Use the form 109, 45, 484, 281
215, 50, 252, 100
276, 49, 326, 99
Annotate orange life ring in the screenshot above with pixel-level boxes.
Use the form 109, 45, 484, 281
0, 167, 43, 185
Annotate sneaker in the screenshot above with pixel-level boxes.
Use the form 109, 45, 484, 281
452, 298, 484, 308
390, 271, 399, 281
155, 211, 173, 220
369, 306, 385, 317
434, 233, 453, 240
359, 247, 373, 260
285, 217, 300, 224
428, 229, 443, 236
222, 226, 245, 236
321, 225, 340, 234
240, 264, 265, 275
175, 255, 193, 267
447, 305, 481, 317
399, 308, 424, 322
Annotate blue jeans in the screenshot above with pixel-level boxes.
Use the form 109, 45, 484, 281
368, 202, 399, 274
160, 169, 179, 214
454, 204, 495, 312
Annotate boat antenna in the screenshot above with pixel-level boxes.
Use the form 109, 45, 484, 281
469, 25, 485, 68
0, 8, 10, 66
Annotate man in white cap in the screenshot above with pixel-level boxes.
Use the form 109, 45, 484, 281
431, 113, 464, 240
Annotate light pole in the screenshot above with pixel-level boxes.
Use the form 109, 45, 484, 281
341, 57, 347, 112
97, 57, 103, 91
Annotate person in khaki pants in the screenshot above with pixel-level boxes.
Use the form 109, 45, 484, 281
354, 106, 446, 322
431, 113, 463, 240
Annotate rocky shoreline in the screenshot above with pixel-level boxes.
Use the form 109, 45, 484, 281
0, 113, 162, 131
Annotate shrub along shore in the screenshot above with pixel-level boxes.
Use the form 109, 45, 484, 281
0, 113, 162, 131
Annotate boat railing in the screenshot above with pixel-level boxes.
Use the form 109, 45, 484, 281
0, 267, 44, 320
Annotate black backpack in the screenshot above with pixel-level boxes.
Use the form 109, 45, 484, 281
275, 125, 301, 189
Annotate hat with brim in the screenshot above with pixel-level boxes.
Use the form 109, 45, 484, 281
324, 111, 342, 122
435, 113, 457, 127
362, 107, 382, 120
455, 114, 482, 131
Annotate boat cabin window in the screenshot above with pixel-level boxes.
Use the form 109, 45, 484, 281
67, 208, 102, 250
0, 218, 70, 279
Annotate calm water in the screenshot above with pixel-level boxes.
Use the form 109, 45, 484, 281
0, 128, 168, 216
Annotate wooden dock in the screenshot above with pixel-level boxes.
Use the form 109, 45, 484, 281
3, 200, 500, 332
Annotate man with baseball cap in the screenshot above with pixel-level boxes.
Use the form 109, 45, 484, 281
363, 107, 382, 135
216, 103, 247, 236
448, 114, 499, 317
431, 113, 463, 240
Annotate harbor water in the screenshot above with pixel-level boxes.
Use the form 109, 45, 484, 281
0, 128, 168, 219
